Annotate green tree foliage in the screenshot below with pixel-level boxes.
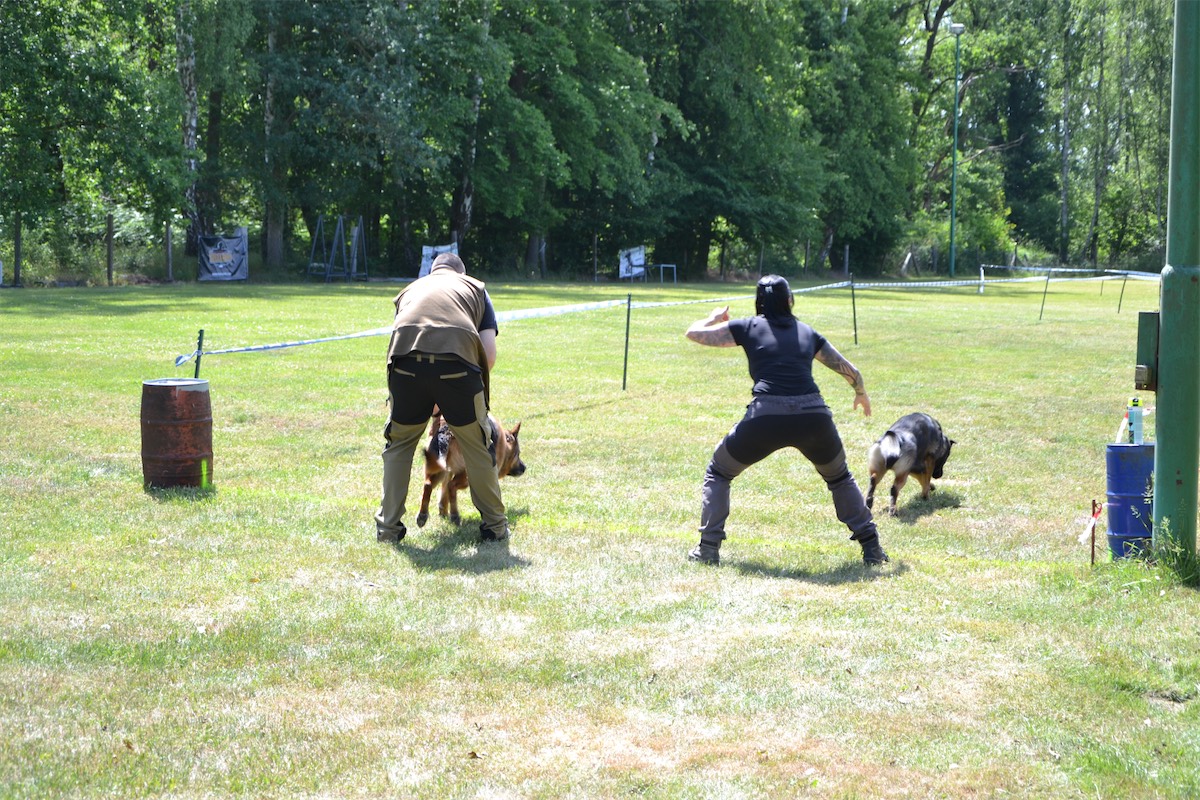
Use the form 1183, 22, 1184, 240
0, 0, 1179, 281
0, 0, 183, 281
798, 0, 913, 272
640, 0, 827, 278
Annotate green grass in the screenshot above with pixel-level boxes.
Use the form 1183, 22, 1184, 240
2, 277, 1197, 798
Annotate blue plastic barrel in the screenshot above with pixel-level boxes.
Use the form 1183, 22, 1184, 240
1105, 443, 1154, 558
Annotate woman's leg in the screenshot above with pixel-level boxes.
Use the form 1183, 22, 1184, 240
792, 414, 889, 564
692, 415, 781, 562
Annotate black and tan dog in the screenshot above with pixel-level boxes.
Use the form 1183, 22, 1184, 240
865, 412, 954, 515
416, 412, 525, 527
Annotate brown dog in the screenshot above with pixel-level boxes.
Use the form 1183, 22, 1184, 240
865, 412, 954, 516
416, 412, 525, 527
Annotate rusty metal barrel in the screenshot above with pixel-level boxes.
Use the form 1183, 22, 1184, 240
140, 378, 213, 489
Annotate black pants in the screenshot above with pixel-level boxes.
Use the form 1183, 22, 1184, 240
388, 355, 485, 427
698, 395, 877, 546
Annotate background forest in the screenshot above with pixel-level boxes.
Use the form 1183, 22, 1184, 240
0, 0, 1175, 284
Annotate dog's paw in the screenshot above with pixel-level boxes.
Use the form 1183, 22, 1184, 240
449, 513, 462, 526
416, 512, 428, 528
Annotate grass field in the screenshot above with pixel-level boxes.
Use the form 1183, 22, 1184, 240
2, 276, 1197, 798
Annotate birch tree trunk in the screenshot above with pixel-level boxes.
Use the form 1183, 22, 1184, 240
1059, 21, 1071, 265
263, 8, 286, 269
176, 0, 203, 256
451, 72, 483, 246
1079, 3, 1109, 267
450, 9, 490, 246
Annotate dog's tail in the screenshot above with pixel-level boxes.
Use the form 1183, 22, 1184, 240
872, 431, 903, 471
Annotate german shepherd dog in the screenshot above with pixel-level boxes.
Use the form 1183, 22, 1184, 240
416, 412, 525, 527
865, 413, 955, 515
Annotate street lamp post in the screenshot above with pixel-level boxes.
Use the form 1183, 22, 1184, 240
949, 21, 965, 278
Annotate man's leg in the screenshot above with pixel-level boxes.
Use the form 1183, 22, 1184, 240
375, 417, 427, 541
435, 369, 507, 540
446, 391, 507, 539
375, 363, 435, 542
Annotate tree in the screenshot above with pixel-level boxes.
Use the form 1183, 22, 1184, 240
1, 0, 184, 282
636, 0, 826, 278
800, 0, 914, 273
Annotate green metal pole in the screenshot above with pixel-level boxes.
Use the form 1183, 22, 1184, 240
949, 30, 962, 279
1154, 0, 1200, 556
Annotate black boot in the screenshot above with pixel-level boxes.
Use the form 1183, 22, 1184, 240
688, 542, 721, 565
851, 530, 889, 566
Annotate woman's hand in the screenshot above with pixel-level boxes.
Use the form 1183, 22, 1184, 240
686, 306, 736, 347
854, 392, 872, 417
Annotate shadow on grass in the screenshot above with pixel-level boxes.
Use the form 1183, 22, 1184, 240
392, 505, 532, 574
891, 490, 962, 524
729, 558, 910, 584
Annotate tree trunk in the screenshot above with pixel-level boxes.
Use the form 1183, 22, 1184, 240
524, 234, 546, 277
451, 72, 484, 245
107, 212, 114, 286
262, 8, 287, 270
1079, 3, 1109, 268
13, 210, 22, 287
200, 87, 223, 229
176, 0, 204, 256
815, 225, 835, 272
1058, 18, 1071, 265
451, 11, 489, 245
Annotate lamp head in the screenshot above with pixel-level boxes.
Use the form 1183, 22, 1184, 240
949, 22, 966, 35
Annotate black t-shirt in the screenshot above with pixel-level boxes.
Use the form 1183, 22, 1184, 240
480, 291, 498, 333
728, 316, 827, 396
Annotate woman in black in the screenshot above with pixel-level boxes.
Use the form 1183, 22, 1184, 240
684, 274, 887, 566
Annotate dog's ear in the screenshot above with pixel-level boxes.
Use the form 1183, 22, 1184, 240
509, 421, 521, 436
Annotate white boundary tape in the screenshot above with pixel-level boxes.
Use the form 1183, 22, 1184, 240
174, 298, 628, 366
174, 272, 1162, 366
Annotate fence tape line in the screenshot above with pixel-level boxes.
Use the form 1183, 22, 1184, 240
174, 272, 1162, 366
174, 298, 628, 366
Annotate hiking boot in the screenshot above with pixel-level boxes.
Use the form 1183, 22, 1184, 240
860, 538, 889, 566
480, 523, 509, 542
688, 543, 720, 565
377, 523, 406, 543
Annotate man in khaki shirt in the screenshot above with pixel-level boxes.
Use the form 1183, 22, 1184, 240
374, 252, 509, 543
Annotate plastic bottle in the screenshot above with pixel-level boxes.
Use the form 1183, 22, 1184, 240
1127, 397, 1144, 444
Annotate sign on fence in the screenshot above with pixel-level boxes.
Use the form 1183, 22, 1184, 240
198, 228, 249, 281
419, 242, 458, 278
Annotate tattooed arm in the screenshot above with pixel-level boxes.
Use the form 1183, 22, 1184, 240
685, 305, 736, 347
815, 342, 872, 417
